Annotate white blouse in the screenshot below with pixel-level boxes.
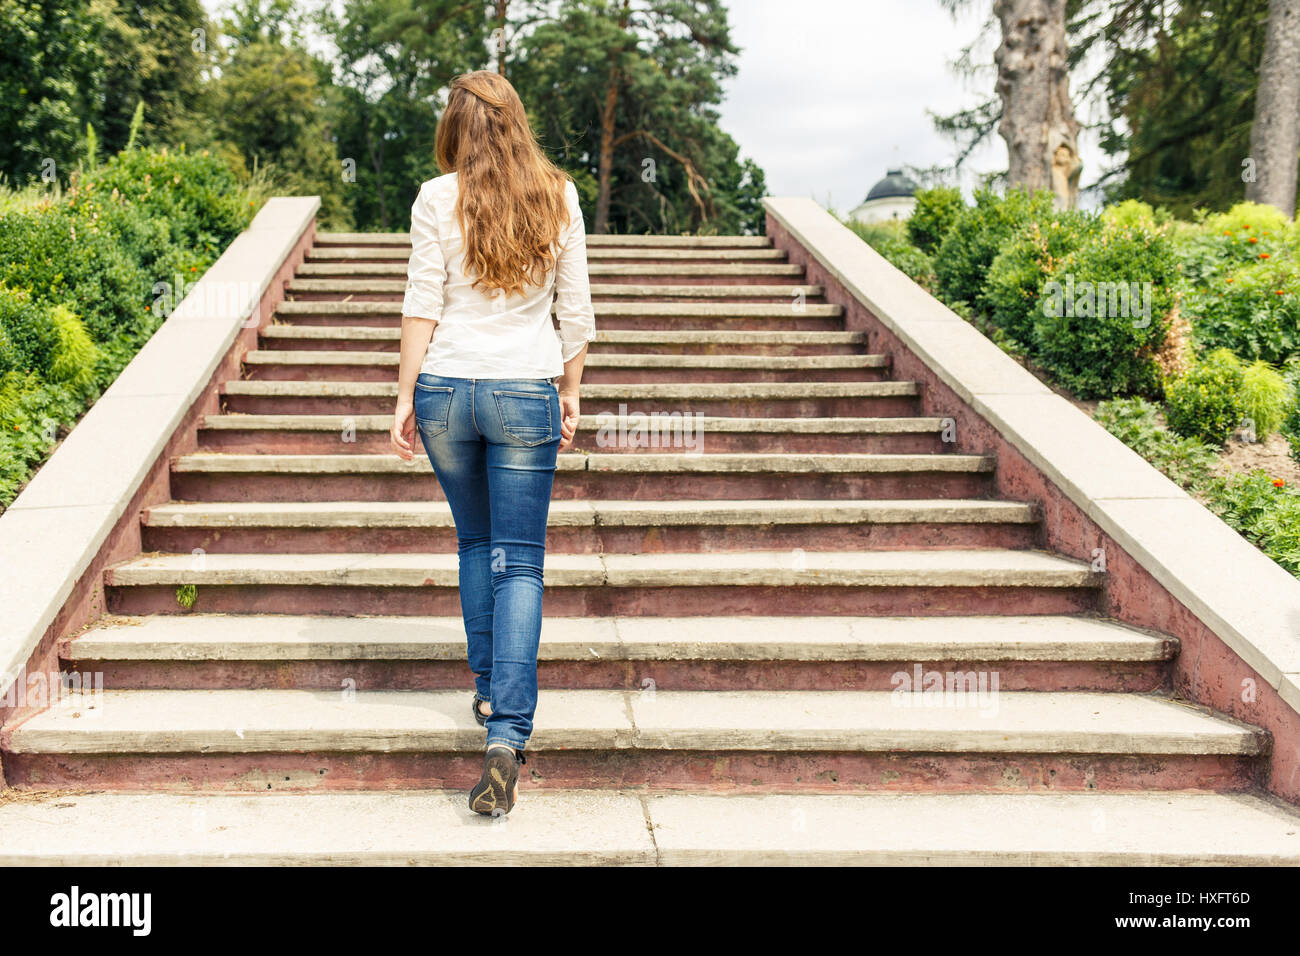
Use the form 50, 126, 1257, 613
401, 172, 597, 380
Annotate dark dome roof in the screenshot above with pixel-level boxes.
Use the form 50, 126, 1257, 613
864, 169, 918, 202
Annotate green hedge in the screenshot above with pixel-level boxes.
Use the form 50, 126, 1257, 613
1032, 220, 1180, 398
934, 188, 1054, 313
0, 146, 261, 506
985, 211, 1100, 349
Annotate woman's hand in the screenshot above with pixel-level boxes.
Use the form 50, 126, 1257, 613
391, 400, 417, 460
557, 389, 580, 452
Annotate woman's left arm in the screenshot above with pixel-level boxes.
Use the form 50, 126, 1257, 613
391, 185, 445, 460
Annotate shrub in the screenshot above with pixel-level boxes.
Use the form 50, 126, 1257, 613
906, 186, 965, 255
1093, 397, 1218, 491
0, 286, 59, 376
935, 188, 1055, 312
1204, 471, 1300, 575
0, 206, 152, 344
984, 210, 1101, 348
1102, 199, 1164, 230
847, 219, 937, 292
1239, 360, 1289, 439
0, 145, 260, 509
1185, 258, 1300, 364
1031, 220, 1180, 398
1164, 351, 1246, 445
47, 305, 98, 391
1178, 202, 1289, 288
0, 371, 87, 505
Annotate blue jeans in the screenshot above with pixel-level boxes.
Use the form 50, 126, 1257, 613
413, 373, 560, 752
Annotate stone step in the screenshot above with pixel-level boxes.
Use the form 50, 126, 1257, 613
305, 246, 787, 262
197, 413, 948, 455
101, 549, 1101, 617
1, 789, 1296, 865
314, 232, 774, 248
218, 379, 919, 417
286, 279, 821, 299
169, 452, 995, 502
140, 497, 1039, 554
259, 324, 869, 356
62, 614, 1173, 693
66, 613, 1172, 663
239, 349, 889, 384
1, 688, 1262, 792
296, 262, 806, 280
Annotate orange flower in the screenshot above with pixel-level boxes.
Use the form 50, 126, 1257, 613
1274, 478, 1286, 488
1226, 278, 1234, 283
1249, 236, 1259, 244
1260, 253, 1271, 259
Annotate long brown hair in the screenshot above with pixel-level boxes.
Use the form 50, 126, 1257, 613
434, 71, 572, 297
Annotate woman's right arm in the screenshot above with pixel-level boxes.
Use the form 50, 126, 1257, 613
391, 184, 445, 460
553, 180, 596, 451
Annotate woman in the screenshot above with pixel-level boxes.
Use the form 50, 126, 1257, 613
389, 70, 596, 816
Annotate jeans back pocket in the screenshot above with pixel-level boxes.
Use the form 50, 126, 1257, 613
493, 389, 554, 446
414, 383, 454, 439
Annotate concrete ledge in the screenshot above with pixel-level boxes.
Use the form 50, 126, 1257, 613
0, 197, 320, 709
763, 196, 1300, 718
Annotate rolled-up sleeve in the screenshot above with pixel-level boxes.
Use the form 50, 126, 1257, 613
554, 180, 596, 360
402, 183, 445, 321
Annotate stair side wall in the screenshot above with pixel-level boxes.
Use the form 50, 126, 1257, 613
766, 198, 1300, 804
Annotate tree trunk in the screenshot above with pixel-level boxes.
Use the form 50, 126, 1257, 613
993, 0, 1082, 209
593, 72, 619, 234
1246, 0, 1300, 216
494, 0, 508, 74
593, 0, 630, 234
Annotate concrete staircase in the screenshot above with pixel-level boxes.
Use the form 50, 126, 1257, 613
5, 232, 1300, 865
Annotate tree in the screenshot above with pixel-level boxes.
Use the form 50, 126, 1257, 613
324, 0, 491, 230
206, 39, 351, 225
1246, 0, 1300, 215
511, 0, 754, 234
992, 0, 1082, 208
88, 0, 209, 155
0, 0, 101, 182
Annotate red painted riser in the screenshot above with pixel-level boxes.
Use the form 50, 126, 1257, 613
303, 254, 782, 266
139, 519, 1040, 556
69, 658, 1170, 693
2, 750, 1256, 794
298, 272, 805, 287
196, 429, 946, 456
168, 470, 994, 503
219, 394, 921, 418
105, 583, 1100, 617
270, 314, 846, 332
287, 292, 819, 305
260, 338, 868, 356
241, 364, 889, 385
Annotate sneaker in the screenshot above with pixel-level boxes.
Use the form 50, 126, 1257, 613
469, 745, 526, 816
